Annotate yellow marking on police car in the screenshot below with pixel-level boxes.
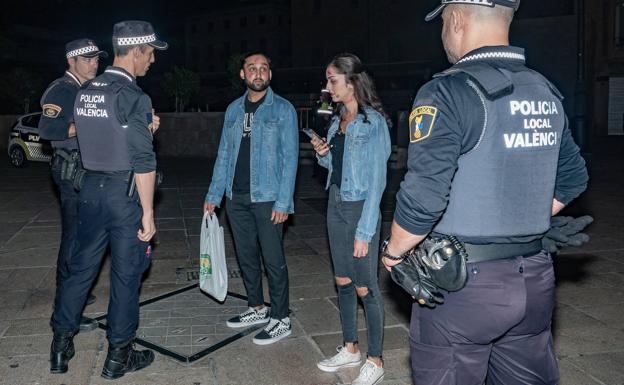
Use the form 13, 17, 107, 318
42, 104, 62, 118
409, 106, 437, 143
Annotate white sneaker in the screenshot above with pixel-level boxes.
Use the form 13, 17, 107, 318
352, 359, 384, 385
226, 307, 270, 328
317, 345, 362, 372
252, 317, 292, 345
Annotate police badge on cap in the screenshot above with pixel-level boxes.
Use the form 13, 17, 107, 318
425, 0, 520, 21
113, 20, 168, 50
65, 38, 108, 59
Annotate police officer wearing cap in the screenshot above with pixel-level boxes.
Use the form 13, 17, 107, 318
39, 38, 108, 333
50, 21, 167, 379
381, 1, 588, 384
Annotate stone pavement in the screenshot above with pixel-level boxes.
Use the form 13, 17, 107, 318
0, 155, 622, 385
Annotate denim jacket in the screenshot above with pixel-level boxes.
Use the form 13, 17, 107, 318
318, 107, 391, 241
205, 87, 299, 213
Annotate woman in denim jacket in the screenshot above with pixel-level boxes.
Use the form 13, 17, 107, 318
311, 53, 391, 385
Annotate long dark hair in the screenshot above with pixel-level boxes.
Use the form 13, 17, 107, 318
327, 53, 392, 128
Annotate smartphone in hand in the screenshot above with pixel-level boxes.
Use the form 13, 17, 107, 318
302, 128, 321, 140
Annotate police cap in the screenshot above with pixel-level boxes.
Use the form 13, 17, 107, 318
65, 38, 108, 59
113, 20, 168, 50
425, 0, 520, 21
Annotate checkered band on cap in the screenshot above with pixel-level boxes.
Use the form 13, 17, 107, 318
441, 0, 495, 6
116, 34, 157, 46
426, 0, 519, 21
66, 46, 99, 58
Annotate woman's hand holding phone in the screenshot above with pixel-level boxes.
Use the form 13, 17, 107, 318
310, 134, 330, 157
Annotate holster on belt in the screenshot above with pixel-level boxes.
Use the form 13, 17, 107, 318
390, 235, 468, 307
73, 169, 86, 191
126, 169, 163, 198
411, 235, 468, 292
54, 149, 84, 186
126, 171, 136, 197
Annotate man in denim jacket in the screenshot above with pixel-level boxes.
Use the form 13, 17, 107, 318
204, 52, 298, 345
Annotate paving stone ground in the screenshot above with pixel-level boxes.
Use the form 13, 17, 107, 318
0, 155, 622, 385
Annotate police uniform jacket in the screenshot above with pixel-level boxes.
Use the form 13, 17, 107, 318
394, 46, 588, 244
38, 71, 82, 149
74, 66, 155, 173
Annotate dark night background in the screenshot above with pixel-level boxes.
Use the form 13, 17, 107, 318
0, 0, 622, 153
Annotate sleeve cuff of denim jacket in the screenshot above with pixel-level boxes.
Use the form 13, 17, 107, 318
205, 194, 221, 207
355, 229, 374, 243
316, 154, 330, 167
272, 202, 293, 214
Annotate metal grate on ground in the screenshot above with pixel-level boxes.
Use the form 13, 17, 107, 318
94, 285, 266, 363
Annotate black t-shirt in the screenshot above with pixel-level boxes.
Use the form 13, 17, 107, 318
329, 131, 345, 188
232, 94, 266, 193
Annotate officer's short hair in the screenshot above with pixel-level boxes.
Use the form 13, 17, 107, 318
113, 43, 150, 57
458, 4, 514, 26
241, 52, 272, 70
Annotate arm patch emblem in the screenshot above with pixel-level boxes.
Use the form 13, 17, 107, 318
409, 106, 437, 143
42, 104, 62, 118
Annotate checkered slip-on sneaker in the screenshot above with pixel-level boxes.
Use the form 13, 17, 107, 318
252, 317, 292, 345
225, 306, 270, 328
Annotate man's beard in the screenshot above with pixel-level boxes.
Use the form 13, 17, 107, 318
246, 78, 270, 92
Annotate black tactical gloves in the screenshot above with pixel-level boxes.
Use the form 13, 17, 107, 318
390, 254, 445, 308
390, 236, 467, 308
542, 215, 593, 254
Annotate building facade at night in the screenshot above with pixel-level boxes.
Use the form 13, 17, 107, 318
586, 0, 624, 152
2, 0, 621, 152
184, 2, 290, 74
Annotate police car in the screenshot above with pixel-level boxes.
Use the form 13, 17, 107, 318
7, 112, 53, 167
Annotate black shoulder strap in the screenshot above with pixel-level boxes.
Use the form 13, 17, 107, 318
434, 63, 514, 100
83, 78, 127, 95
524, 68, 564, 100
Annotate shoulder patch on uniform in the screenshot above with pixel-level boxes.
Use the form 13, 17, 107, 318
409, 106, 437, 143
42, 104, 62, 118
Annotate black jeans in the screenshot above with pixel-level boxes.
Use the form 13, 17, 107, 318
327, 184, 384, 358
226, 193, 289, 319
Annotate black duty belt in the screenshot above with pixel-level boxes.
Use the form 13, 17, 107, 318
464, 239, 543, 263
85, 170, 132, 179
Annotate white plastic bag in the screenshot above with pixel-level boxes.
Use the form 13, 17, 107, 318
199, 212, 228, 302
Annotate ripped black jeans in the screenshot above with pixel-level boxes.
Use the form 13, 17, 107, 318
327, 184, 384, 357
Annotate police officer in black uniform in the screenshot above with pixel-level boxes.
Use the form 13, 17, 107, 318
50, 21, 167, 379
381, 1, 588, 384
39, 39, 108, 332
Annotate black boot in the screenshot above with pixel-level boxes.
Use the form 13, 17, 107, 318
50, 331, 75, 374
101, 341, 155, 380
